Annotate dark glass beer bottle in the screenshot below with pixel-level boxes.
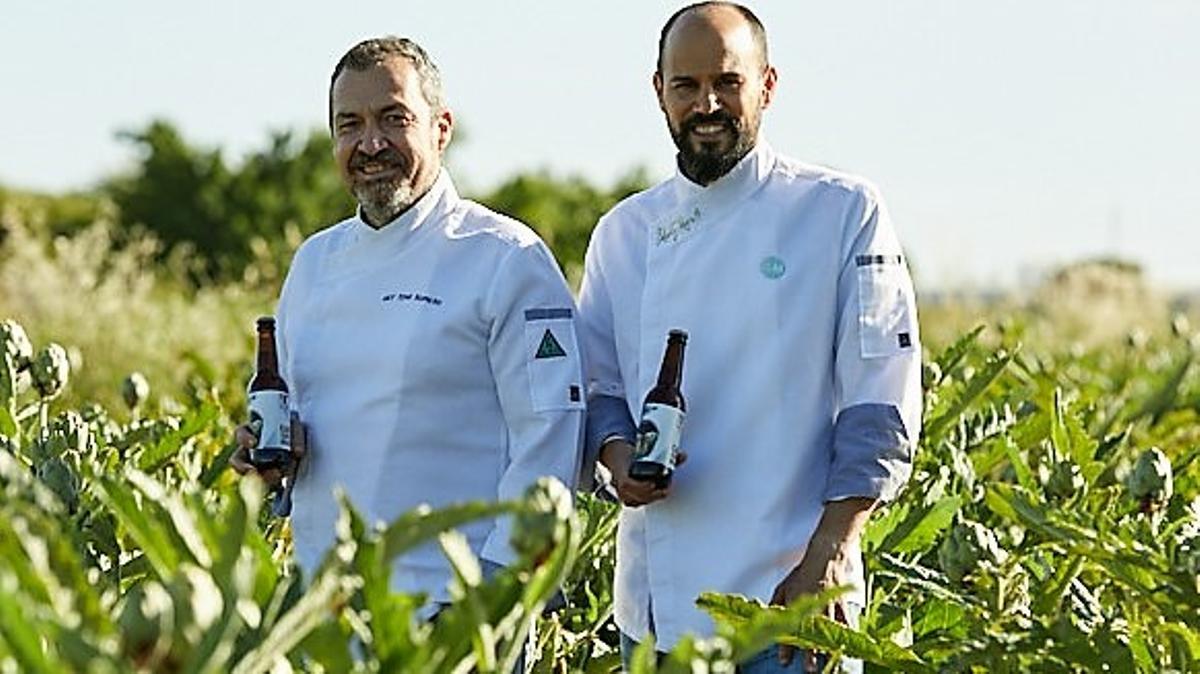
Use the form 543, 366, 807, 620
630, 329, 687, 488
248, 316, 291, 470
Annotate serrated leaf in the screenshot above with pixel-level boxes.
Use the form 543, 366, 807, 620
881, 495, 962, 555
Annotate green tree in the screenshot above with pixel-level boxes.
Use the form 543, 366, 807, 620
477, 168, 651, 285
104, 120, 352, 282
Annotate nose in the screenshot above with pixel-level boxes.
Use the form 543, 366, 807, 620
694, 86, 721, 114
357, 123, 389, 154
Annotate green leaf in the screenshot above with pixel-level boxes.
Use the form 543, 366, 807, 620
926, 344, 1017, 442
0, 573, 62, 673
230, 570, 359, 674
138, 400, 218, 472
199, 441, 241, 488
0, 404, 16, 437
379, 499, 513, 562
881, 495, 962, 555
94, 473, 181, 578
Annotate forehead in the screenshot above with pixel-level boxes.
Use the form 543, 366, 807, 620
331, 57, 426, 114
661, 10, 761, 78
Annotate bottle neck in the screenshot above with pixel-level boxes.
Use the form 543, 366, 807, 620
656, 337, 685, 388
256, 329, 280, 375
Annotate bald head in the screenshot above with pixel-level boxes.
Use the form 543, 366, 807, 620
656, 2, 768, 74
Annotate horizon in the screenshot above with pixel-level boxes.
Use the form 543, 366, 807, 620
3, 1, 1198, 293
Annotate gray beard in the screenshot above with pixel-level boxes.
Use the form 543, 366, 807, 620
356, 180, 417, 228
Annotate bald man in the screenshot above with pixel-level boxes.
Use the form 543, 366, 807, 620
577, 3, 921, 671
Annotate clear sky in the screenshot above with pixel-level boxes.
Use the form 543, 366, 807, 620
2, 1, 1198, 292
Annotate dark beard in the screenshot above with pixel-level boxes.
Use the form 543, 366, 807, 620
670, 111, 756, 185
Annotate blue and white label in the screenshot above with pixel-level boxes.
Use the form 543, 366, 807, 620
248, 390, 291, 451
635, 403, 685, 467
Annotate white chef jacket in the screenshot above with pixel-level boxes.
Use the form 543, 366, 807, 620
276, 171, 585, 603
577, 141, 921, 649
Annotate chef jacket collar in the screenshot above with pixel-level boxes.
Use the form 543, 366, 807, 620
671, 138, 775, 203
349, 169, 457, 243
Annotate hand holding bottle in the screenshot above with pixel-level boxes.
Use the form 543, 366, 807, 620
600, 438, 687, 507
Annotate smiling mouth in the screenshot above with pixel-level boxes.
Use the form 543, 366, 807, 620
354, 162, 402, 180
690, 123, 730, 137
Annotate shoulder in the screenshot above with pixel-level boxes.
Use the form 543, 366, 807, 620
289, 215, 356, 268
591, 177, 676, 247
443, 199, 547, 253
770, 153, 885, 212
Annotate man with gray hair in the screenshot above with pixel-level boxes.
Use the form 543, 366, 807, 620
232, 37, 585, 624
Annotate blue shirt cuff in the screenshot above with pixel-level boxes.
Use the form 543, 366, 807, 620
585, 394, 636, 460
824, 403, 913, 503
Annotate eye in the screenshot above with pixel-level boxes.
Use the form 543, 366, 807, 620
334, 119, 359, 135
671, 80, 698, 92
716, 76, 743, 92
384, 111, 413, 127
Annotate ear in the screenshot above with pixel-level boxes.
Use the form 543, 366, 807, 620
653, 71, 667, 112
435, 108, 454, 153
760, 65, 778, 109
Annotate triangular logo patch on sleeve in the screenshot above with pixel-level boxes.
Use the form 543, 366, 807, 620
535, 329, 567, 359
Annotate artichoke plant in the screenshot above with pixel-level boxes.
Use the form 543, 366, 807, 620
30, 342, 71, 400
122, 371, 151, 411
1127, 446, 1173, 512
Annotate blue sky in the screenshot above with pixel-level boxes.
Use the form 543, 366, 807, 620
2, 1, 1198, 291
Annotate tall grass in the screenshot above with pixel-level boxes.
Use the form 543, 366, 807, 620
0, 210, 272, 412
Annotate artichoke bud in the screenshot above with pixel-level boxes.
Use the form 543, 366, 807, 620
1044, 461, 1086, 500
122, 372, 150, 410
939, 519, 1005, 583
1127, 447, 1173, 510
511, 477, 572, 563
0, 319, 33, 370
37, 456, 80, 511
31, 343, 70, 399
922, 362, 943, 389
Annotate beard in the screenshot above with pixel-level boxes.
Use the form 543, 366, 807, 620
669, 110, 758, 185
348, 148, 418, 227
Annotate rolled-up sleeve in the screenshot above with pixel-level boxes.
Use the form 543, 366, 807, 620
827, 189, 922, 504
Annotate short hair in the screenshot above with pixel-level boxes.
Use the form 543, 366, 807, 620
328, 36, 447, 129
656, 2, 769, 74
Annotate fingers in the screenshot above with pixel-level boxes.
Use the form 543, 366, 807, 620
674, 450, 688, 467
235, 425, 257, 450
229, 446, 254, 475
614, 477, 671, 508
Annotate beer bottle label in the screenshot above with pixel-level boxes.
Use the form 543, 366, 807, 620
635, 403, 684, 468
248, 390, 291, 451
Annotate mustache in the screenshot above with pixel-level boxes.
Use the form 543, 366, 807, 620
682, 111, 737, 134
349, 148, 406, 171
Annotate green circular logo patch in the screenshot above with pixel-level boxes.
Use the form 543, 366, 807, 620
760, 255, 786, 280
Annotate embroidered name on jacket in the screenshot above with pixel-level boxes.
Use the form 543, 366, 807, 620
656, 207, 701, 246
381, 292, 443, 306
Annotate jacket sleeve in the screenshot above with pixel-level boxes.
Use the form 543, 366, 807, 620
826, 188, 922, 504
577, 221, 637, 491
480, 241, 586, 566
